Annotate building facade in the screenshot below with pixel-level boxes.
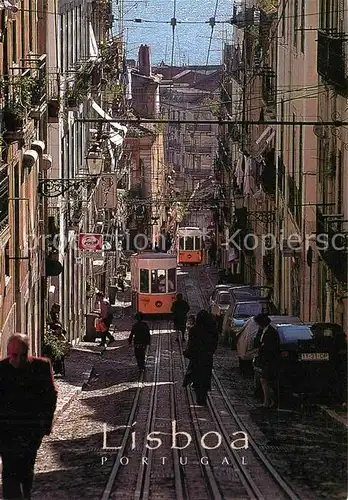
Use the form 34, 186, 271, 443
217, 0, 347, 331
0, 0, 48, 356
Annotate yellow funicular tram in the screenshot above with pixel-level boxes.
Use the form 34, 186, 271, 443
131, 253, 177, 315
177, 226, 203, 265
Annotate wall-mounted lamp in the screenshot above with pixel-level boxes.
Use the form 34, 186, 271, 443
38, 145, 105, 197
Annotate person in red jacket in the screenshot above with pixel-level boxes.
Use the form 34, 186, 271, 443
0, 333, 58, 500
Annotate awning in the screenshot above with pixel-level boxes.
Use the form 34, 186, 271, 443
89, 23, 99, 60
91, 99, 127, 136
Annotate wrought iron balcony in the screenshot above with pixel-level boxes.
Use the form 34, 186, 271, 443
29, 54, 47, 116
317, 30, 347, 96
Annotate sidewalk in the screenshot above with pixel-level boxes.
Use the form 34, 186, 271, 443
54, 284, 132, 416
53, 346, 97, 417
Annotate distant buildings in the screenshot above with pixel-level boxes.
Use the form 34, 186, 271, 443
155, 64, 222, 195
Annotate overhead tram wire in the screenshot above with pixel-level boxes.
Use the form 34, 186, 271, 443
76, 118, 348, 126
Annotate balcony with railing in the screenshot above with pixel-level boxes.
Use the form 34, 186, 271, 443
29, 54, 47, 118
2, 55, 47, 136
316, 207, 347, 282
317, 30, 347, 96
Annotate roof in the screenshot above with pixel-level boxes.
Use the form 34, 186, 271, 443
153, 64, 222, 80
189, 70, 222, 91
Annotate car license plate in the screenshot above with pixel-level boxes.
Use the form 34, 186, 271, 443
299, 352, 329, 361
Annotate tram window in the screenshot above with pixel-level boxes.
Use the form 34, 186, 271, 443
140, 269, 149, 293
186, 236, 194, 250
179, 237, 185, 250
151, 269, 166, 293
194, 236, 201, 250
168, 268, 176, 292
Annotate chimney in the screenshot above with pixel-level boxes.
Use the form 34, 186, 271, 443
138, 44, 151, 77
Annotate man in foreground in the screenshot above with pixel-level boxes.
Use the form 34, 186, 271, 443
0, 333, 58, 499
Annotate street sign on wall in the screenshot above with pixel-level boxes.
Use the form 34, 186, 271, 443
78, 233, 103, 251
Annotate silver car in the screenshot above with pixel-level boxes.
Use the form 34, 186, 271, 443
235, 315, 303, 371
222, 300, 278, 346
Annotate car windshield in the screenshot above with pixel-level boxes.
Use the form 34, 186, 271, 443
234, 302, 263, 319
278, 325, 313, 342
218, 292, 231, 305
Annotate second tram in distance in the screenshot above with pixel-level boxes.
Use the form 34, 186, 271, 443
177, 227, 203, 265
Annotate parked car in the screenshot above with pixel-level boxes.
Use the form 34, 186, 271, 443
221, 286, 275, 345
235, 316, 302, 369
229, 285, 273, 306
209, 284, 240, 330
222, 300, 278, 348
252, 322, 345, 403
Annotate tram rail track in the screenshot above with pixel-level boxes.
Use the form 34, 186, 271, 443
134, 323, 162, 500
175, 334, 224, 500
168, 330, 187, 500
101, 324, 162, 500
178, 265, 300, 500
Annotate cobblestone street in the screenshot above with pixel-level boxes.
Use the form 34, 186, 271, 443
24, 267, 347, 500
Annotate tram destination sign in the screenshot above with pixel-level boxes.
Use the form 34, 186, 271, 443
78, 233, 103, 252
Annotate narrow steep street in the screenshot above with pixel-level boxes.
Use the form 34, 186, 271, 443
28, 266, 347, 500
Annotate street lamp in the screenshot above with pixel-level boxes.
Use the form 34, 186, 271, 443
38, 145, 105, 197
85, 145, 104, 176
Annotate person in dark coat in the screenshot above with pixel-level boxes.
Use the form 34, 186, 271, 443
254, 313, 280, 408
128, 313, 151, 371
183, 310, 218, 406
0, 333, 57, 500
183, 316, 196, 388
208, 240, 217, 266
171, 293, 190, 342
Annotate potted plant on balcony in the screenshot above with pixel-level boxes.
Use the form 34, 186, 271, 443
2, 101, 27, 131
65, 88, 80, 109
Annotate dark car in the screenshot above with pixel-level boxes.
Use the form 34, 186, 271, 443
253, 323, 345, 403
